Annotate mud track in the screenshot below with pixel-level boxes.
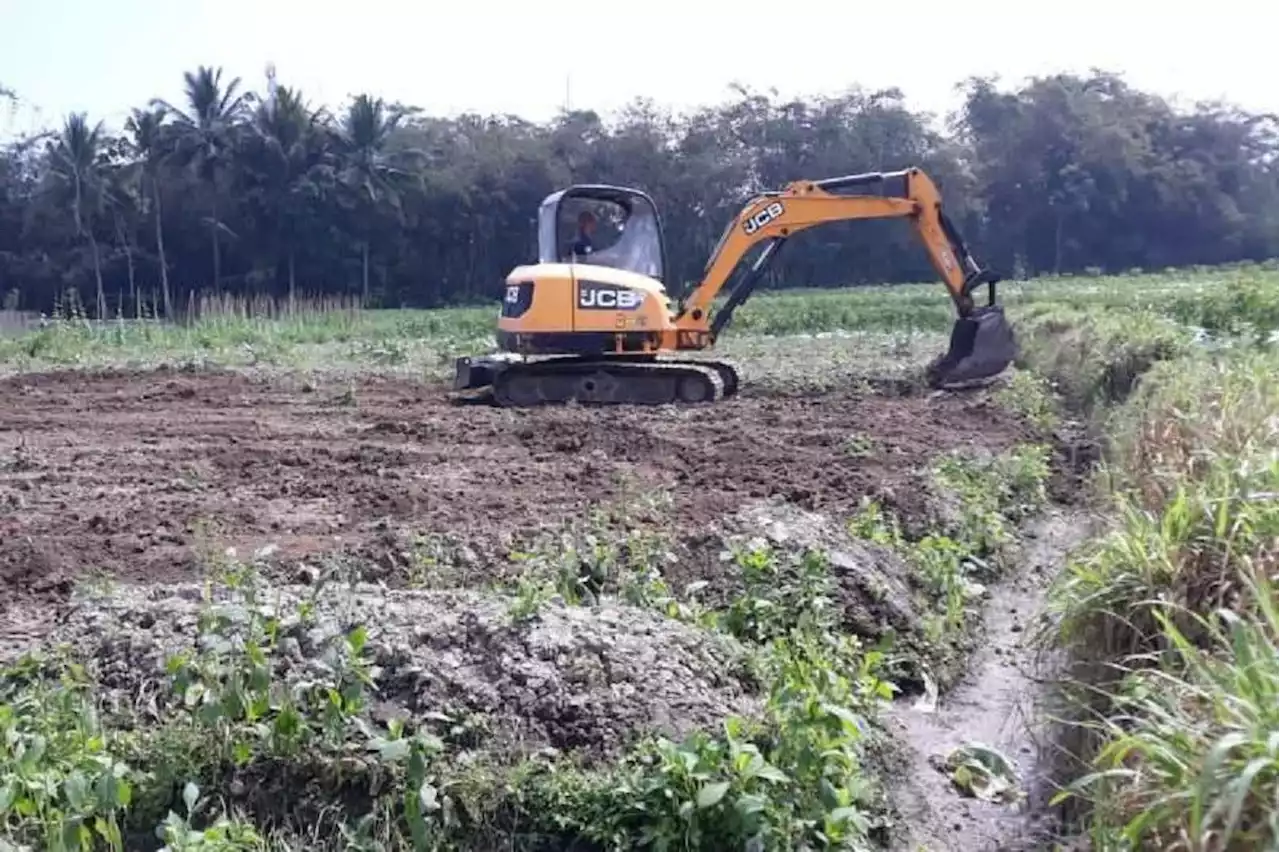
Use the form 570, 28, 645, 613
0, 367, 1030, 610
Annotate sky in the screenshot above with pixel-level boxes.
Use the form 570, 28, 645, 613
2, 0, 1277, 140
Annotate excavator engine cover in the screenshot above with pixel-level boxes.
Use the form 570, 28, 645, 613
927, 304, 1018, 389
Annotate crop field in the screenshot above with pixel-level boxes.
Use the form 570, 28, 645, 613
0, 262, 1275, 851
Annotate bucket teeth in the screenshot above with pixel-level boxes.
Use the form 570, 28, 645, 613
927, 305, 1018, 388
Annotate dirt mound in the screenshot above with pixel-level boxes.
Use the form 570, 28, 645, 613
691, 498, 924, 642
0, 368, 1031, 605
8, 581, 762, 761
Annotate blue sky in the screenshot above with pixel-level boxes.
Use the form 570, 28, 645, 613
3, 0, 1276, 139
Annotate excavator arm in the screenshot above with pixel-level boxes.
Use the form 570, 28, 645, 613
675, 167, 1016, 387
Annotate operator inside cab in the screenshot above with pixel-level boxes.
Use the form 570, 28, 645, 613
570, 210, 597, 258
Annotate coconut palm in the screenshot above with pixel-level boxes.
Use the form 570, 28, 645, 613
335, 94, 420, 303
47, 112, 108, 318
241, 85, 335, 299
152, 66, 251, 289
124, 106, 174, 316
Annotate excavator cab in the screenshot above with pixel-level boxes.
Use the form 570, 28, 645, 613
538, 185, 667, 283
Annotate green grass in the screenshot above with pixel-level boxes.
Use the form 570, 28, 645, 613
1016, 289, 1279, 849
1, 260, 1273, 379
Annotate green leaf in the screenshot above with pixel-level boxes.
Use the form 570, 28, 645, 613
182, 781, 200, 815
696, 781, 730, 810
23, 734, 46, 766
829, 806, 861, 824
734, 793, 767, 816
737, 751, 764, 778
64, 771, 89, 810
348, 624, 369, 653
378, 738, 412, 762
94, 773, 118, 811
754, 761, 789, 784
416, 733, 445, 754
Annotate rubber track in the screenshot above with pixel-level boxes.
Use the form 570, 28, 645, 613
489, 358, 739, 407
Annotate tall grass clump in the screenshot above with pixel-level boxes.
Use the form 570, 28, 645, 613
0, 291, 498, 371
1012, 305, 1193, 415
1043, 343, 1279, 849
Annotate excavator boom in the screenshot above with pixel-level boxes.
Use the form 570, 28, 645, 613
671, 168, 1016, 387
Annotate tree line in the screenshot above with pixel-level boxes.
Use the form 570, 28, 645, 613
0, 67, 1276, 318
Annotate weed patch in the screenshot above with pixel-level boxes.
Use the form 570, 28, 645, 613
845, 443, 1053, 687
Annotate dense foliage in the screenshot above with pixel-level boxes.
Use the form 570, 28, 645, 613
0, 68, 1276, 318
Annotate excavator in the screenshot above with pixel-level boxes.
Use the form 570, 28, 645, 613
452, 167, 1017, 406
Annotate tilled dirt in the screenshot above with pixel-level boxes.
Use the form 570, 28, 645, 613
0, 367, 1029, 611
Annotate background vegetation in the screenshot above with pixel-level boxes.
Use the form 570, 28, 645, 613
0, 68, 1276, 320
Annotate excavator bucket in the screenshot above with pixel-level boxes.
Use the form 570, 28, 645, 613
926, 304, 1018, 389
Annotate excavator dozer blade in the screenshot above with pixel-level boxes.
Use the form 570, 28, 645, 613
926, 304, 1018, 389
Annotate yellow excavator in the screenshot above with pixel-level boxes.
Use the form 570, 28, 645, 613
452, 167, 1017, 406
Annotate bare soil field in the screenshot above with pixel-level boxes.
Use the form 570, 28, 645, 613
0, 364, 1085, 849
0, 366, 1031, 611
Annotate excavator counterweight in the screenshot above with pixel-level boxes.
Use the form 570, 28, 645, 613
452, 168, 1017, 406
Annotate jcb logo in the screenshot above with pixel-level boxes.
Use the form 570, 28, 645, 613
578, 282, 646, 311
743, 201, 785, 236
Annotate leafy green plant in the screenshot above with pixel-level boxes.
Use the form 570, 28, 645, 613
0, 656, 134, 852
721, 545, 838, 644
933, 444, 1051, 550
507, 571, 554, 623
165, 591, 378, 762
155, 783, 264, 851
551, 632, 889, 851
994, 369, 1061, 432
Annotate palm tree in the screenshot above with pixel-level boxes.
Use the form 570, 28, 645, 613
124, 106, 173, 317
48, 113, 108, 318
335, 94, 420, 303
152, 66, 250, 290
105, 158, 141, 313
243, 85, 334, 299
